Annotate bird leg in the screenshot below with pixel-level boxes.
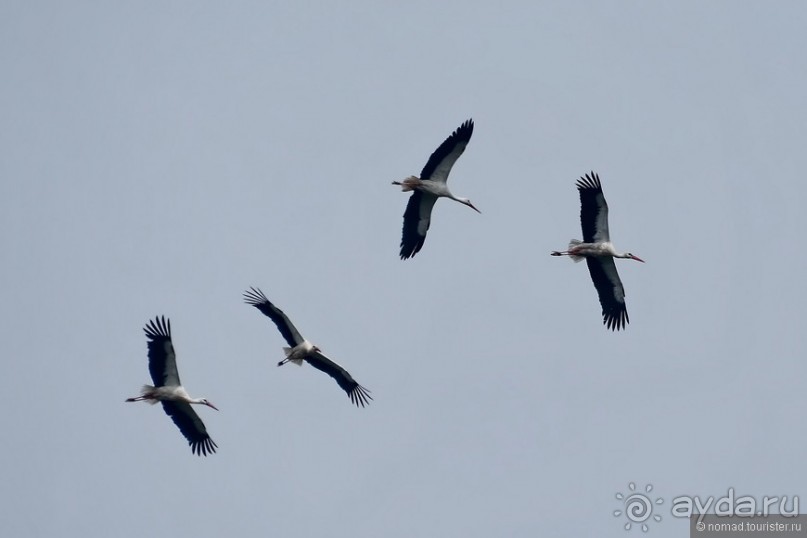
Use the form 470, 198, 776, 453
125, 385, 159, 404
124, 395, 158, 405
551, 240, 585, 262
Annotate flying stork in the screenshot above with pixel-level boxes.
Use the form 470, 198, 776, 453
551, 172, 644, 331
393, 118, 480, 259
125, 316, 218, 456
243, 287, 372, 407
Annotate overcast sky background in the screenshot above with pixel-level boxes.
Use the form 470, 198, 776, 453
2, 2, 806, 537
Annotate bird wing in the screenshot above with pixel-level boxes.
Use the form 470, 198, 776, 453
161, 401, 218, 456
307, 350, 372, 408
577, 172, 610, 243
244, 287, 305, 347
585, 256, 629, 331
419, 118, 474, 183
144, 316, 181, 387
399, 190, 438, 259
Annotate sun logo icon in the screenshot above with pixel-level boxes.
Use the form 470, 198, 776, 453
614, 482, 664, 532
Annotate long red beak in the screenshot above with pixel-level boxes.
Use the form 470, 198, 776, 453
631, 255, 645, 263
206, 402, 219, 411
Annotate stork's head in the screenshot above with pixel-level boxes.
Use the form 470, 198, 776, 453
199, 398, 219, 411
625, 253, 645, 263
312, 345, 322, 354
460, 198, 481, 213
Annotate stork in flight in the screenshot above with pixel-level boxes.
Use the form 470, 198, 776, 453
393, 118, 480, 259
125, 316, 218, 456
551, 172, 644, 331
244, 287, 372, 407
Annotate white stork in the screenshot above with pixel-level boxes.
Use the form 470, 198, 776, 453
244, 287, 372, 407
125, 316, 218, 456
393, 118, 480, 259
551, 172, 644, 331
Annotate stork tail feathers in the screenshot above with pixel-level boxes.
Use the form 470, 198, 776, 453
125, 385, 159, 404
568, 239, 584, 262
392, 176, 419, 192
141, 385, 160, 403
280, 347, 304, 366
551, 240, 585, 262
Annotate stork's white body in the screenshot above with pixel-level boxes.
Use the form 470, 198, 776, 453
283, 340, 316, 366
130, 384, 193, 404
565, 240, 622, 260
396, 176, 454, 198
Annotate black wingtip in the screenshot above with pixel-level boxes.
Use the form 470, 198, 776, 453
457, 118, 474, 136
603, 310, 629, 331
144, 315, 171, 340
443, 118, 474, 147
399, 241, 424, 260
243, 286, 269, 306
349, 385, 373, 408
576, 171, 602, 191
191, 437, 218, 457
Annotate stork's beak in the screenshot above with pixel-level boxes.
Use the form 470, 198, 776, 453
467, 201, 481, 214
206, 402, 219, 411
631, 255, 645, 263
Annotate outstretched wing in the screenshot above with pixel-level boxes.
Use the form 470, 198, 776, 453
161, 401, 218, 456
144, 316, 180, 387
577, 172, 610, 243
420, 118, 474, 183
585, 257, 629, 331
244, 287, 305, 347
307, 350, 372, 408
399, 191, 438, 260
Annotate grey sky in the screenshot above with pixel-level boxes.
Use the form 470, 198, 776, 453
1, 2, 805, 537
